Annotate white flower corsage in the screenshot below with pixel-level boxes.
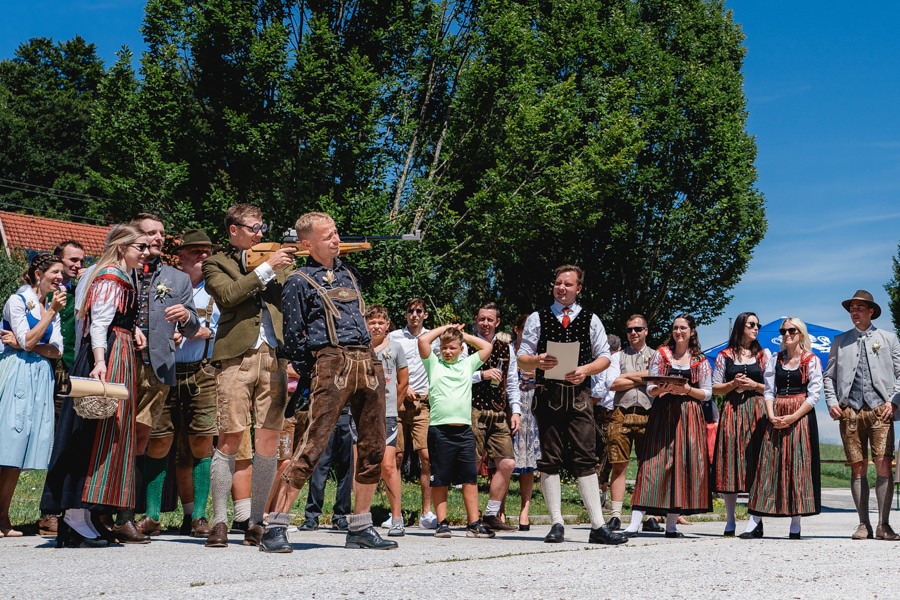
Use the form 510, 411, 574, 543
323, 270, 336, 286
25, 299, 35, 311
873, 341, 881, 355
155, 281, 173, 301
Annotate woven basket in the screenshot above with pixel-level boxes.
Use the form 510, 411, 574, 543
73, 385, 119, 420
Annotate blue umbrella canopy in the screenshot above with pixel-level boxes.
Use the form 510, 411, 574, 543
703, 318, 843, 370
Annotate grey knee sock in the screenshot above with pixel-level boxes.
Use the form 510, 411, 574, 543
850, 476, 871, 526
250, 453, 277, 526
210, 449, 236, 526
876, 475, 893, 526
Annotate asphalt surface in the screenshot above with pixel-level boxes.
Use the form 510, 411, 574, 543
1, 488, 896, 599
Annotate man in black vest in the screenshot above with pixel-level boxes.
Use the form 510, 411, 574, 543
517, 265, 627, 546
471, 302, 521, 531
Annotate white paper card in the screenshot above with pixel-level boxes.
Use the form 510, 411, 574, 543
543, 341, 580, 380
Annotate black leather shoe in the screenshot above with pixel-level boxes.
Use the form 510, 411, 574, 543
518, 523, 531, 532
723, 528, 736, 537
589, 524, 628, 545
243, 523, 264, 546
738, 521, 764, 539
642, 517, 663, 532
298, 519, 319, 531
230, 518, 249, 534
544, 523, 565, 543
789, 531, 801, 540
345, 526, 398, 549
606, 516, 622, 531
259, 527, 293, 553
664, 530, 685, 538
623, 529, 640, 538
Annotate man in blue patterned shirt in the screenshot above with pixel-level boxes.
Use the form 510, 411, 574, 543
261, 212, 397, 553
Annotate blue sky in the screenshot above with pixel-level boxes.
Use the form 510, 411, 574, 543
2, 1, 899, 343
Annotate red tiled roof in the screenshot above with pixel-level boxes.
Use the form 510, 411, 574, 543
0, 211, 111, 257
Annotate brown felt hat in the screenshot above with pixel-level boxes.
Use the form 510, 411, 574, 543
841, 289, 881, 320
176, 229, 217, 251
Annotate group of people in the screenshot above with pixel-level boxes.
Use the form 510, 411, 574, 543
1, 204, 899, 552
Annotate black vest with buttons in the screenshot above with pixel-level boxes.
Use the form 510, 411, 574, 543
536, 307, 593, 385
472, 339, 510, 411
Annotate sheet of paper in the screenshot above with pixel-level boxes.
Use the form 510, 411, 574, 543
543, 341, 580, 380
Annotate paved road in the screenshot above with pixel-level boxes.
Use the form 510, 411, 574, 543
1, 488, 895, 599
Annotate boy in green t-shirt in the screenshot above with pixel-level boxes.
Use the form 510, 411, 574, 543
417, 324, 493, 538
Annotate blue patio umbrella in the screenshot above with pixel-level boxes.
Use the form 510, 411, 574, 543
703, 318, 843, 370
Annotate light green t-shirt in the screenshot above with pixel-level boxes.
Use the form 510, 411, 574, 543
423, 352, 484, 426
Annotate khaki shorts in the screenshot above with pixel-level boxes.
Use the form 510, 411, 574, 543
151, 364, 217, 439
236, 426, 254, 461
214, 345, 287, 434
840, 406, 895, 463
607, 406, 650, 464
135, 360, 172, 428
471, 408, 514, 461
397, 395, 430, 454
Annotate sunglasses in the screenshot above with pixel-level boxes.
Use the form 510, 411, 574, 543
745, 322, 761, 329
130, 243, 151, 252
407, 308, 425, 315
236, 222, 268, 234
779, 328, 799, 336
625, 326, 646, 333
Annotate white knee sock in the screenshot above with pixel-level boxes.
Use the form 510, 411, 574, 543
233, 498, 251, 522
540, 472, 563, 525
744, 513, 761, 533
723, 493, 737, 529
577, 473, 605, 529
625, 509, 644, 533
63, 508, 100, 538
665, 513, 679, 533
485, 499, 502, 518
790, 516, 802, 534
611, 501, 623, 520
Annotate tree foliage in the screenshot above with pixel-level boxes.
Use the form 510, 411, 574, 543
0, 0, 765, 336
886, 243, 900, 332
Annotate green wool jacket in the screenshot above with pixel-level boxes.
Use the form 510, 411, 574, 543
201, 247, 286, 362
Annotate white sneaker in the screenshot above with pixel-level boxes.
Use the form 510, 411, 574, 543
380, 516, 393, 529
419, 511, 438, 529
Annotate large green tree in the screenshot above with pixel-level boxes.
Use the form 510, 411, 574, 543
886, 242, 900, 332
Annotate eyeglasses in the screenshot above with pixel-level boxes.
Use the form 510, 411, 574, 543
130, 243, 150, 252
236, 222, 268, 234
625, 327, 646, 333
779, 328, 799, 336
745, 322, 761, 329
407, 308, 425, 315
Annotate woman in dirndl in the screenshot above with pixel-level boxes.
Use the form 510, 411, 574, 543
41, 224, 149, 547
512, 314, 541, 531
630, 314, 712, 538
0, 253, 66, 537
711, 312, 770, 536
743, 317, 821, 540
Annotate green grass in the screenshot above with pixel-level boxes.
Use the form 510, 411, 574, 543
9, 443, 862, 530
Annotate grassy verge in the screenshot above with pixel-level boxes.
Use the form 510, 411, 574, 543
9, 443, 862, 530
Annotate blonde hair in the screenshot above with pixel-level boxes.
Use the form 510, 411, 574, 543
779, 317, 811, 353
295, 212, 334, 241
76, 224, 144, 317
439, 328, 463, 346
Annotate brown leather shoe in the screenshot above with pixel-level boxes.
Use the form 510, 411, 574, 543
851, 523, 873, 540
136, 516, 161, 536
38, 515, 58, 536
876, 523, 900, 541
191, 517, 211, 538
205, 522, 229, 548
482, 514, 517, 532
243, 523, 264, 546
112, 520, 152, 544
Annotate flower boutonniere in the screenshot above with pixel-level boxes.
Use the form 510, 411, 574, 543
323, 270, 336, 286
155, 280, 173, 301
873, 341, 881, 355
25, 299, 35, 311
383, 347, 393, 361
